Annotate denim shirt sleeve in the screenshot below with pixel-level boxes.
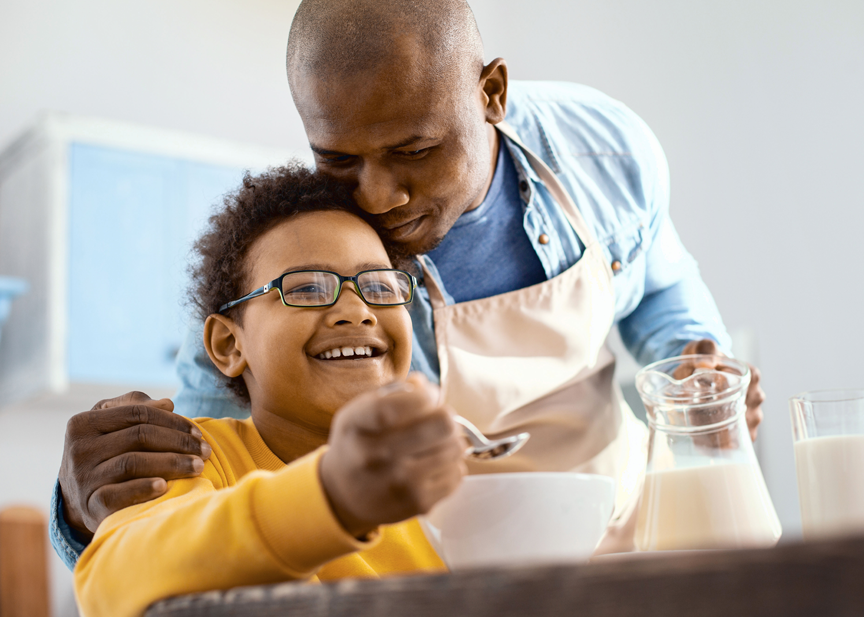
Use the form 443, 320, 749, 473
614, 108, 731, 363
617, 213, 732, 364
50, 479, 89, 570
173, 323, 250, 420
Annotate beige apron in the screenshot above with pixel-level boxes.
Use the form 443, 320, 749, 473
422, 122, 648, 553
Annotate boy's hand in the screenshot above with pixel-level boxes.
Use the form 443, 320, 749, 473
58, 391, 212, 536
320, 373, 467, 539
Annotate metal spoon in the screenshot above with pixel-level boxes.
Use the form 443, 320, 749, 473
376, 382, 530, 460
454, 415, 530, 461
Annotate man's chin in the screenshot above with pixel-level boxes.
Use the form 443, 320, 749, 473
381, 228, 447, 262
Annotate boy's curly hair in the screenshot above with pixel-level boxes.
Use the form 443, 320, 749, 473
188, 162, 370, 403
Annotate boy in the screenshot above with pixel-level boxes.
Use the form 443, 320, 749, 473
74, 164, 465, 617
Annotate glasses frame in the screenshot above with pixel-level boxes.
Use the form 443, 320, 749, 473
218, 269, 418, 314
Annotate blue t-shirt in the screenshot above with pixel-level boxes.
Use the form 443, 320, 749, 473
425, 141, 546, 302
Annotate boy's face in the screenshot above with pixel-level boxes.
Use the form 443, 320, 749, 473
222, 210, 413, 429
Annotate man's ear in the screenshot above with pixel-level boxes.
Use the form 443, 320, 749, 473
480, 57, 508, 125
203, 314, 247, 379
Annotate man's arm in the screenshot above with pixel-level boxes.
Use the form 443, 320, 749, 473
617, 212, 731, 365
51, 324, 248, 569
617, 219, 765, 439
611, 108, 763, 439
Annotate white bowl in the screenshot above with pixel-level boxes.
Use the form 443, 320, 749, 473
420, 472, 616, 570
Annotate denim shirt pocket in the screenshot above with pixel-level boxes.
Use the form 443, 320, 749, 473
603, 220, 646, 276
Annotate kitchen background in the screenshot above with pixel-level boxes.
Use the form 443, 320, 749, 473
1, 0, 862, 615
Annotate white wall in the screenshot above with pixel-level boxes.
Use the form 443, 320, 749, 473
0, 0, 305, 153
2, 0, 862, 550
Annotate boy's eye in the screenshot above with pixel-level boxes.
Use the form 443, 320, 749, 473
361, 281, 397, 300
289, 284, 327, 294
283, 283, 334, 305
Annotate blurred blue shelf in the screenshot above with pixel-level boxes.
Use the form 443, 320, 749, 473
67, 144, 245, 386
0, 277, 28, 347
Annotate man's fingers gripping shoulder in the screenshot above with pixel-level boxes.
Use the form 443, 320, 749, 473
81, 403, 201, 437
87, 478, 170, 525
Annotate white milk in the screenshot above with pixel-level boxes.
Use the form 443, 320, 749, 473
635, 462, 781, 551
795, 434, 864, 540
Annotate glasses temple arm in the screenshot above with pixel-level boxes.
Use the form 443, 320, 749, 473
217, 281, 273, 313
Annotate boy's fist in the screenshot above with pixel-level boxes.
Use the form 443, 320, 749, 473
320, 373, 466, 538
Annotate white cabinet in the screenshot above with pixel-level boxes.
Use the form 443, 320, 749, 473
0, 114, 296, 404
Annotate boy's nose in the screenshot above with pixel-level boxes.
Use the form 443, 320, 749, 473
328, 281, 377, 326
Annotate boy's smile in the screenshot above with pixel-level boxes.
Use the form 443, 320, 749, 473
205, 209, 413, 461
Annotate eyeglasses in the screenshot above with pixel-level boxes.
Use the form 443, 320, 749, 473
218, 269, 417, 313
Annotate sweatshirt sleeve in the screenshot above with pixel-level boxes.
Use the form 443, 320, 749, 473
74, 446, 376, 617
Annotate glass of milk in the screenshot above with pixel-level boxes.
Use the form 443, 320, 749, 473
790, 389, 864, 541
634, 355, 782, 551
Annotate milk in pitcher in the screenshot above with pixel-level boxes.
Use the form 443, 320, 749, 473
795, 434, 864, 539
635, 462, 782, 551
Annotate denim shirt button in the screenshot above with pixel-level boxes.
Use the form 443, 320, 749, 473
538, 233, 550, 245
611, 260, 622, 272
519, 180, 529, 193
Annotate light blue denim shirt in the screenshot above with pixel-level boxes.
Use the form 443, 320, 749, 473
51, 81, 730, 569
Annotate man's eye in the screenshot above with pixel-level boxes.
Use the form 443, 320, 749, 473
325, 155, 353, 163
395, 148, 429, 158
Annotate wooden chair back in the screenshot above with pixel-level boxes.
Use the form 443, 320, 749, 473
0, 506, 51, 617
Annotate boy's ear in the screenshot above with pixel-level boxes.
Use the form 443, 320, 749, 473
203, 314, 247, 379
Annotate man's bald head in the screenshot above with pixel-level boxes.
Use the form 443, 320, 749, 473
286, 0, 484, 91
285, 0, 508, 258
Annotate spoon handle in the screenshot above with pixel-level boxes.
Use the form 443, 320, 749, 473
454, 415, 489, 449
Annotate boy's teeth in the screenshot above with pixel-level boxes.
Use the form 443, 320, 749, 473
317, 345, 378, 360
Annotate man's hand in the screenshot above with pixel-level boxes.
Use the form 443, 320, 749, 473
677, 339, 765, 441
320, 373, 466, 539
58, 391, 212, 537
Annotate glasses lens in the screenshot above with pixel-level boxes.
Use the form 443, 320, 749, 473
357, 270, 412, 305
280, 271, 339, 306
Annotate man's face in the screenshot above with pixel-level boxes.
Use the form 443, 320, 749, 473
292, 62, 496, 256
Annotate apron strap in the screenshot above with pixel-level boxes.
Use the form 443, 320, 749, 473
420, 255, 449, 310
496, 121, 594, 243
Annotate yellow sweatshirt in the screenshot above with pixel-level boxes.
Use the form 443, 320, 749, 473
74, 417, 446, 617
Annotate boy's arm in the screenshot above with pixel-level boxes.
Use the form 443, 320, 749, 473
74, 446, 375, 617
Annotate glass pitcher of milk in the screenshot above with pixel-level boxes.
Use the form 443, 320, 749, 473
790, 390, 864, 540
634, 354, 781, 551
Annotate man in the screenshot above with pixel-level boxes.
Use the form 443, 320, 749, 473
52, 0, 764, 569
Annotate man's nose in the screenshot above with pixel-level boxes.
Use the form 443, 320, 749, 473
327, 281, 377, 326
353, 163, 409, 215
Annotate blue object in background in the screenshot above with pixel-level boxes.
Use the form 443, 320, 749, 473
67, 144, 244, 386
0, 277, 28, 349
